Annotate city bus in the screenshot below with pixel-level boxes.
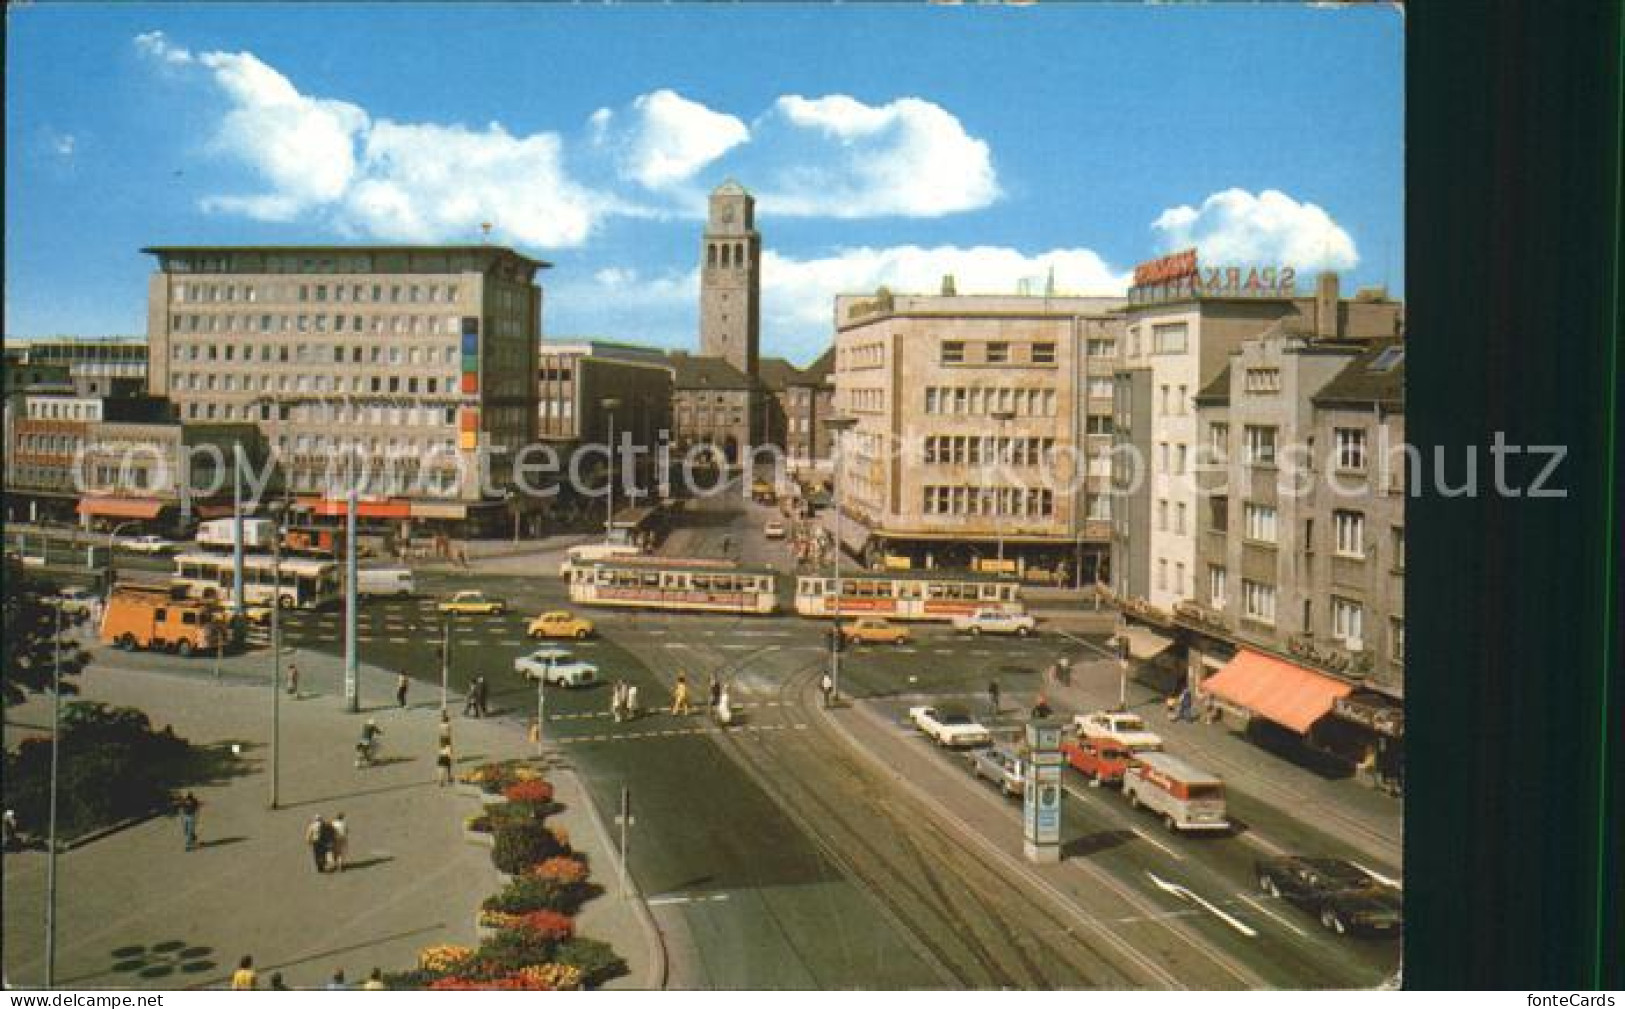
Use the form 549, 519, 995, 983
567, 557, 780, 615
793, 570, 1024, 622
172, 551, 342, 611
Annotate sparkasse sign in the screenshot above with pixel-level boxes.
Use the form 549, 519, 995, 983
1129, 248, 1298, 305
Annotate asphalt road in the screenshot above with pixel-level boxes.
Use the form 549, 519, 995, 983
153, 487, 1399, 989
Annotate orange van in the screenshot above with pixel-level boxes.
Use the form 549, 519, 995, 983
100, 585, 230, 656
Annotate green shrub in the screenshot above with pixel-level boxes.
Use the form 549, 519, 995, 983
550, 938, 627, 988
471, 929, 561, 978
491, 821, 566, 875
482, 875, 579, 915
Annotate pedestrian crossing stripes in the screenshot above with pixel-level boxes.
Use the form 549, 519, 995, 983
547, 701, 789, 722
554, 722, 809, 744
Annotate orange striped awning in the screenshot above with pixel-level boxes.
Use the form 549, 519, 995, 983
77, 497, 165, 519
1203, 648, 1353, 734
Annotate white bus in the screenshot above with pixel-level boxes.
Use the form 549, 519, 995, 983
172, 552, 341, 611
567, 557, 779, 615
793, 571, 1024, 622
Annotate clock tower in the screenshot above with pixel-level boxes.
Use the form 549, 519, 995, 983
699, 179, 760, 376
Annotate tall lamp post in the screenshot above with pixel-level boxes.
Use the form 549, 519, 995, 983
102, 520, 139, 594
602, 398, 621, 544
824, 416, 857, 706
44, 601, 63, 988
990, 409, 1016, 568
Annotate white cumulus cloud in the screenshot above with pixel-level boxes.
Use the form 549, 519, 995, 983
592, 90, 750, 191
134, 30, 194, 65
755, 95, 1001, 218
1152, 188, 1359, 271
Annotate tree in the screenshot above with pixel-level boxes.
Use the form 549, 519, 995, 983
1, 558, 90, 706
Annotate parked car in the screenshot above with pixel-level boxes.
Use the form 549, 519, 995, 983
121, 535, 178, 555
840, 617, 910, 646
764, 519, 788, 539
1073, 709, 1164, 751
1254, 856, 1405, 937
968, 744, 1026, 797
513, 647, 600, 687
1061, 733, 1144, 786
528, 610, 595, 640
909, 704, 992, 748
45, 586, 98, 615
951, 608, 1037, 637
438, 591, 507, 616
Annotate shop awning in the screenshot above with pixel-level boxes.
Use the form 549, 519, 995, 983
1117, 624, 1175, 661
1203, 648, 1353, 734
410, 501, 468, 520
302, 497, 412, 519
77, 497, 165, 520
194, 502, 237, 519
1333, 693, 1405, 738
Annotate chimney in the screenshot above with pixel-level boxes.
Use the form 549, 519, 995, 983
1315, 271, 1340, 338
941, 274, 957, 296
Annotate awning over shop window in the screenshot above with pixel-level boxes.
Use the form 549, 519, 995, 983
410, 501, 468, 520
77, 497, 165, 520
194, 502, 236, 519
1203, 648, 1353, 735
1117, 624, 1175, 661
301, 497, 412, 519
1333, 693, 1405, 738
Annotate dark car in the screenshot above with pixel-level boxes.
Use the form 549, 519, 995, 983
1254, 856, 1404, 937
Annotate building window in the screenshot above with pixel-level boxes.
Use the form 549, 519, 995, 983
1244, 368, 1281, 393
1242, 580, 1276, 625
1390, 617, 1405, 664
1243, 425, 1277, 465
1156, 559, 1167, 591
1391, 525, 1405, 572
1332, 597, 1364, 647
1152, 323, 1188, 354
1085, 415, 1113, 436
1032, 342, 1056, 365
1208, 422, 1229, 458
1334, 510, 1366, 558
1335, 427, 1368, 470
1208, 565, 1227, 608
1087, 338, 1115, 358
1157, 499, 1168, 531
1208, 495, 1229, 533
1243, 502, 1278, 543
941, 342, 965, 365
1175, 502, 1187, 535
986, 342, 1009, 364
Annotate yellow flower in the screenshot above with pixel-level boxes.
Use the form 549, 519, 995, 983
418, 945, 475, 973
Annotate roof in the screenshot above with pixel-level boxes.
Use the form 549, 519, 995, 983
794, 347, 835, 386
141, 244, 552, 270
756, 357, 803, 392
1130, 751, 1224, 786
1311, 338, 1405, 411
1194, 364, 1232, 407
712, 179, 750, 196
667, 353, 756, 391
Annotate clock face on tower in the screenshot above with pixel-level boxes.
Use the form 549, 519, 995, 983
718, 203, 735, 225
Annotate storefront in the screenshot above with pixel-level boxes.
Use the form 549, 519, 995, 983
1332, 691, 1406, 795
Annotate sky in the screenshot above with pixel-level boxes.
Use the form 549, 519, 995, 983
6, 4, 1403, 367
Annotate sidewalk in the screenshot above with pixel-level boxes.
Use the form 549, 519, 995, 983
1, 645, 663, 990
1038, 655, 1401, 867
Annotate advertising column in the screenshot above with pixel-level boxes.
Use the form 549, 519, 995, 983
1023, 720, 1064, 863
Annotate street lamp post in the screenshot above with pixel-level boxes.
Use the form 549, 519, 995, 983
103, 520, 139, 594
990, 409, 1016, 569
270, 511, 283, 808
44, 601, 62, 988
824, 416, 858, 706
602, 398, 621, 544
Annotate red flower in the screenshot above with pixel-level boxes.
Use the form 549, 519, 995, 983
502, 779, 555, 805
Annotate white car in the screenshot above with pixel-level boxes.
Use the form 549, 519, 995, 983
764, 519, 787, 539
1073, 709, 1165, 751
951, 608, 1038, 637
45, 586, 99, 615
909, 704, 992, 748
121, 535, 178, 555
513, 647, 599, 687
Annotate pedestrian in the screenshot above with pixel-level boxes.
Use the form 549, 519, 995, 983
330, 812, 349, 872
436, 742, 454, 787
231, 955, 258, 990
438, 712, 453, 750
671, 674, 691, 715
1058, 656, 1072, 687
462, 681, 479, 718
395, 672, 409, 708
287, 662, 300, 696
362, 968, 387, 991
988, 680, 1001, 716
820, 672, 834, 708
717, 683, 733, 726
269, 973, 288, 991
2, 808, 19, 852
709, 677, 722, 713
355, 719, 383, 768
1032, 693, 1052, 720
475, 676, 490, 718
1164, 693, 1179, 720
625, 683, 639, 720
178, 791, 201, 851
305, 815, 329, 873
326, 969, 349, 991
527, 718, 541, 746
318, 816, 337, 872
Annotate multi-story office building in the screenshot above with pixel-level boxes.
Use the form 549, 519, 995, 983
1177, 336, 1406, 786
5, 390, 171, 524
538, 341, 673, 508
831, 288, 1123, 580
1110, 253, 1403, 614
783, 348, 835, 476
77, 420, 265, 532
142, 245, 546, 527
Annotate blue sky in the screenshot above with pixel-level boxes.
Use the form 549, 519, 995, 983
6, 4, 1403, 366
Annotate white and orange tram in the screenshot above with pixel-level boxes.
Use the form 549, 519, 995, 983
567, 557, 780, 616
793, 571, 1023, 622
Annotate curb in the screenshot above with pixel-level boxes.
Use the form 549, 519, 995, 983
552, 759, 669, 991
60, 808, 166, 852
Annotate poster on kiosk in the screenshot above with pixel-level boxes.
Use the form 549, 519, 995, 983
1024, 720, 1064, 864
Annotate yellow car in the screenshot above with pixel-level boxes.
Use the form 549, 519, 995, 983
528, 610, 596, 640
438, 591, 508, 616
841, 617, 910, 646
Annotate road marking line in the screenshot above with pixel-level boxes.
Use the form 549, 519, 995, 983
1129, 825, 1187, 862
646, 893, 731, 907
1350, 861, 1404, 891
1145, 871, 1257, 938
1235, 829, 1288, 858
389, 637, 409, 644
1238, 893, 1308, 937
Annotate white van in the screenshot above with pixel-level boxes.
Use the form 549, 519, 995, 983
356, 567, 415, 598
558, 543, 641, 577
1121, 751, 1230, 834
